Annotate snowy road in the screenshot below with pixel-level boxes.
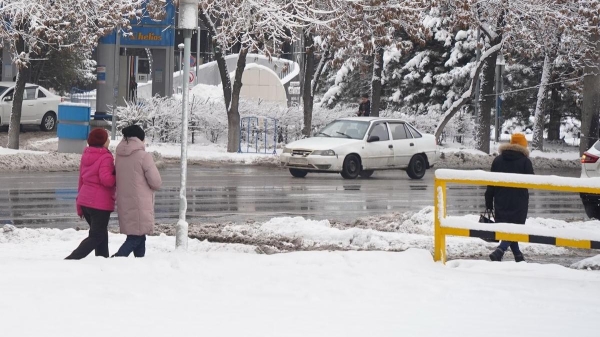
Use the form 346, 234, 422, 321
0, 165, 585, 228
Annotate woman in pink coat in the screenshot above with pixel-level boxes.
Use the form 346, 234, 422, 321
66, 129, 115, 259
113, 125, 162, 257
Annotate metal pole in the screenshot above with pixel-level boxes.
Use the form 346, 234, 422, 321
176, 29, 192, 250
474, 28, 481, 130
498, 63, 504, 141
495, 62, 500, 142
196, 27, 200, 85
111, 28, 120, 141
179, 48, 182, 75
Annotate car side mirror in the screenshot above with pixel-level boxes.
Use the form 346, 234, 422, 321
367, 135, 380, 143
3, 95, 12, 102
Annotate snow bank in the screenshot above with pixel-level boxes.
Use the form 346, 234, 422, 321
571, 254, 600, 270
1, 225, 599, 336
153, 208, 600, 259
147, 143, 280, 166
0, 151, 81, 171
438, 148, 580, 170
0, 146, 47, 155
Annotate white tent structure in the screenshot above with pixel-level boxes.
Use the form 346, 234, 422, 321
139, 53, 299, 107
234, 64, 288, 106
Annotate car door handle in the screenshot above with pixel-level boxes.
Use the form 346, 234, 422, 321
410, 143, 414, 146
388, 145, 393, 149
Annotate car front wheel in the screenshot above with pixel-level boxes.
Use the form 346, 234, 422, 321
41, 112, 57, 132
289, 168, 308, 178
406, 154, 427, 180
341, 154, 361, 179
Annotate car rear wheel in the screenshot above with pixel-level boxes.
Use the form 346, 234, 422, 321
40, 112, 57, 132
359, 170, 374, 178
406, 154, 426, 180
289, 168, 308, 178
341, 154, 361, 179
583, 201, 600, 219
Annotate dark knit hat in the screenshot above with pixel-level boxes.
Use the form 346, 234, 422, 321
87, 128, 108, 147
122, 124, 145, 141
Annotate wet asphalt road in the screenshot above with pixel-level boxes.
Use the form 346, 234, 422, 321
0, 165, 586, 229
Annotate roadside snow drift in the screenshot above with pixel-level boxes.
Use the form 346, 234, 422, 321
1, 225, 599, 337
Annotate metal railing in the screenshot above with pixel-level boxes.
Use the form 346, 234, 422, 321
433, 169, 600, 263
69, 88, 96, 113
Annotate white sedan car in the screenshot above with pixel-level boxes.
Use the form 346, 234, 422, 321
281, 118, 439, 179
0, 82, 61, 131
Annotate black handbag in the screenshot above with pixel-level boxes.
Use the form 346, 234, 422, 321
479, 210, 499, 243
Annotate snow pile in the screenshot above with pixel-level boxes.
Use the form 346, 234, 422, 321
154, 208, 600, 259
0, 146, 46, 155
0, 150, 82, 172
571, 255, 600, 270
147, 142, 280, 166
438, 147, 580, 170
25, 137, 59, 152
1, 231, 599, 336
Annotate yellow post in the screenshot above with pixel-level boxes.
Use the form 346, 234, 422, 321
434, 178, 445, 262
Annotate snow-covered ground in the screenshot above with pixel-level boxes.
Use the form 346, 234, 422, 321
147, 142, 281, 166
1, 222, 599, 336
154, 207, 600, 262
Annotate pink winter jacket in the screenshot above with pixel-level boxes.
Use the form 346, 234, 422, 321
76, 147, 116, 216
115, 137, 162, 236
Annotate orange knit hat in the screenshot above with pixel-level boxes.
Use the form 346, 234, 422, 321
510, 133, 528, 148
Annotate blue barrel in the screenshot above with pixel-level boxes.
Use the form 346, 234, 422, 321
57, 104, 91, 154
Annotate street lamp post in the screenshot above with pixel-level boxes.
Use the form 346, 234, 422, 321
495, 54, 505, 143
178, 43, 184, 75
176, 0, 198, 250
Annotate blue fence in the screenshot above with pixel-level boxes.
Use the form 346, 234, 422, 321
238, 116, 278, 155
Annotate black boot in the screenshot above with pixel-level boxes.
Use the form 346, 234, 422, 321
514, 253, 525, 263
489, 248, 504, 262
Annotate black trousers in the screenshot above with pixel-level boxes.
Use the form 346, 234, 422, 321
65, 206, 111, 259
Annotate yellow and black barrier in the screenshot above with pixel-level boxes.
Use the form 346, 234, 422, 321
434, 169, 600, 263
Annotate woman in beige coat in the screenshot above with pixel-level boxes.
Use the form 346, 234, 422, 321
113, 125, 162, 257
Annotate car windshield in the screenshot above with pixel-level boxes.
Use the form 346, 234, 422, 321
0, 86, 9, 97
316, 120, 369, 140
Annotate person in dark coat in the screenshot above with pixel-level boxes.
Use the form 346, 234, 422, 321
358, 93, 371, 117
485, 133, 534, 262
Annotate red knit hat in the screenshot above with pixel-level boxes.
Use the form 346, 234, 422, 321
87, 128, 108, 147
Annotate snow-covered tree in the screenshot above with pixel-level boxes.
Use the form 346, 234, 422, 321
575, 1, 600, 155
329, 0, 432, 117
383, 7, 477, 127
0, 0, 163, 149
199, 0, 314, 152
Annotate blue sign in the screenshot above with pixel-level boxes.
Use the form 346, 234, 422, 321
101, 26, 174, 47
99, 0, 175, 47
